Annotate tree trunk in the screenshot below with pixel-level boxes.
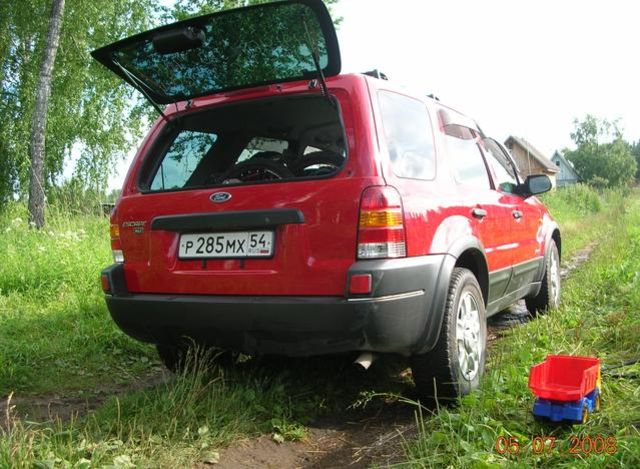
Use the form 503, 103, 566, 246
28, 0, 65, 228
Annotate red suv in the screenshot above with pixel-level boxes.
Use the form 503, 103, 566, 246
95, 0, 560, 399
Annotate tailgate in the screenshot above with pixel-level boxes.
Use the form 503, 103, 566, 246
118, 178, 368, 296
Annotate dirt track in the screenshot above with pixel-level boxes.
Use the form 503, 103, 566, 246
1, 242, 597, 467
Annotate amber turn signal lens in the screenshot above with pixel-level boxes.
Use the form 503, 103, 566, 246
359, 209, 403, 228
110, 224, 120, 239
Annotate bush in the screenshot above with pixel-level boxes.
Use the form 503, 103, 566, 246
541, 183, 602, 216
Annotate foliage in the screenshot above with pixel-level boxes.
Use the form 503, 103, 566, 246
0, 0, 160, 209
171, 0, 341, 22
564, 115, 637, 188
540, 183, 602, 216
631, 140, 640, 179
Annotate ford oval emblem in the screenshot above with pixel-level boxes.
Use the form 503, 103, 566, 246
210, 192, 232, 203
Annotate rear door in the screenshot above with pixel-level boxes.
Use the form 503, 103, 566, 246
440, 122, 515, 306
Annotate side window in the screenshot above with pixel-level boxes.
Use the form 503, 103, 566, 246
482, 138, 519, 193
379, 91, 436, 180
150, 131, 218, 191
443, 125, 490, 189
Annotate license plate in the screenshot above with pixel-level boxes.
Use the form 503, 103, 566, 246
178, 231, 274, 259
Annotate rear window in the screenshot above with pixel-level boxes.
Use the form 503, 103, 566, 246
142, 95, 347, 192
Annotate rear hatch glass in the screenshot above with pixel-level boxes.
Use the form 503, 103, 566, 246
91, 0, 341, 104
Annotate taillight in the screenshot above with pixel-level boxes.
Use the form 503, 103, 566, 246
357, 186, 406, 259
110, 215, 124, 264
101, 273, 111, 293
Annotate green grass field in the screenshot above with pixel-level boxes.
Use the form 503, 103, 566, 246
0, 204, 156, 395
1, 185, 638, 467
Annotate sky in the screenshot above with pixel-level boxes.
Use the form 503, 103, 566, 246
109, 0, 640, 190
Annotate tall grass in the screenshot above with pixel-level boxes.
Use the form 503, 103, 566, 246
0, 203, 156, 395
541, 184, 603, 217
541, 184, 625, 257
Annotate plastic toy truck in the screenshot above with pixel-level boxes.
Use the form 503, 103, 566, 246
528, 355, 601, 424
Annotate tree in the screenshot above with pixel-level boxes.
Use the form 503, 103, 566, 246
631, 140, 640, 180
564, 115, 637, 188
28, 0, 65, 228
171, 0, 341, 22
0, 0, 159, 213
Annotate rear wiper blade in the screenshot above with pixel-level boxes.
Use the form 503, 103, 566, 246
112, 58, 169, 122
302, 14, 330, 102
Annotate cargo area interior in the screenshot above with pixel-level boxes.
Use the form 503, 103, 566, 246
141, 94, 347, 192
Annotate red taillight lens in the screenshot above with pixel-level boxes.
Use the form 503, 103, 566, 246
101, 274, 110, 292
110, 215, 124, 263
349, 274, 372, 294
357, 186, 406, 259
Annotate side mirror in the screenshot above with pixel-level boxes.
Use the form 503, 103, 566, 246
517, 174, 552, 197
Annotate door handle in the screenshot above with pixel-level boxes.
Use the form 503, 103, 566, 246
472, 208, 487, 219
512, 210, 523, 220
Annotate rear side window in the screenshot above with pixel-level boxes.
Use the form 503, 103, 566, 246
150, 131, 218, 191
379, 91, 436, 180
444, 126, 490, 189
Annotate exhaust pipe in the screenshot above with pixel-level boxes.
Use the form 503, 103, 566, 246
354, 352, 376, 370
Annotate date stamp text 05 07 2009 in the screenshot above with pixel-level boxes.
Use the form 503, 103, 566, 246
494, 435, 617, 457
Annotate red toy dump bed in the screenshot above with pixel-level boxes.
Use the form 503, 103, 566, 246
528, 355, 601, 401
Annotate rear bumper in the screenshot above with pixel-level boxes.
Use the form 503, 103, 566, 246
102, 255, 448, 357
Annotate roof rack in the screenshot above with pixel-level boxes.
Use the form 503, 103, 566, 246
362, 69, 388, 80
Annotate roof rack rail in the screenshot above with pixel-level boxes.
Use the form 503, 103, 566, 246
362, 69, 388, 80
427, 93, 440, 101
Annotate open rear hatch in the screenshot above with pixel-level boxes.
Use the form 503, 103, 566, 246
91, 0, 341, 105
94, 2, 372, 297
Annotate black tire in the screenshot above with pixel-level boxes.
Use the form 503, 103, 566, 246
525, 240, 561, 315
410, 268, 487, 402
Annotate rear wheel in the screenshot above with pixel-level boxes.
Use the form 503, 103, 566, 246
526, 240, 561, 315
411, 268, 487, 402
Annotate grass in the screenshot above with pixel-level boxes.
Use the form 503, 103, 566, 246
0, 204, 157, 395
540, 183, 625, 257
401, 189, 640, 467
1, 185, 637, 467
